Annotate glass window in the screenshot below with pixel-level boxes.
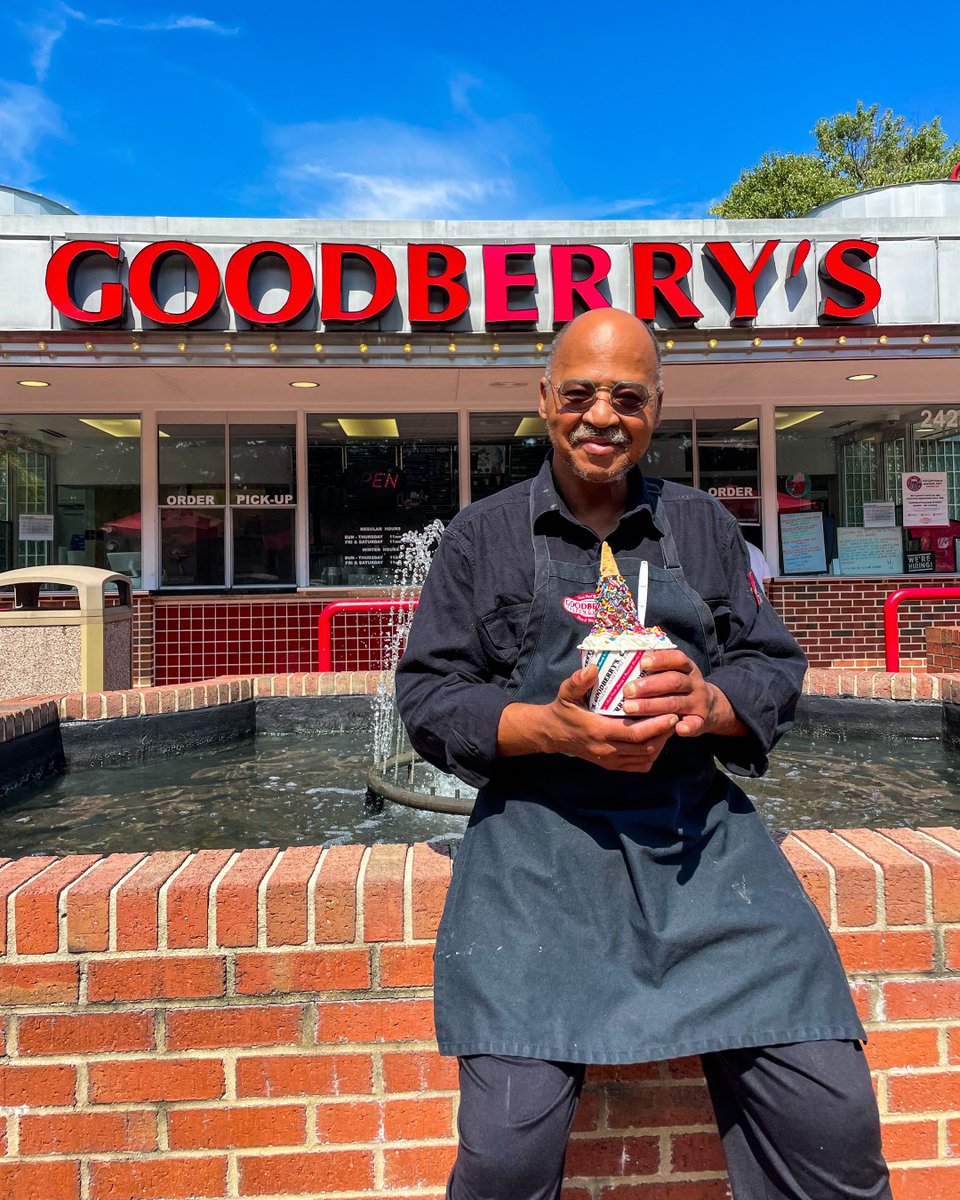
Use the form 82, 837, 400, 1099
776, 404, 959, 576
307, 413, 458, 586
159, 422, 226, 505
0, 415, 141, 582
230, 423, 295, 504
159, 509, 225, 586
469, 412, 548, 501
642, 419, 693, 487
233, 509, 295, 586
697, 417, 760, 525
230, 422, 296, 587
158, 420, 226, 588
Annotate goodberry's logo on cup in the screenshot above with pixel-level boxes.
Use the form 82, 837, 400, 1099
563, 593, 597, 623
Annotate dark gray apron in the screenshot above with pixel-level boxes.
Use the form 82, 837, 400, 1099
433, 487, 865, 1064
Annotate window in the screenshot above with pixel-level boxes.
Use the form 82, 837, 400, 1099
642, 419, 694, 488
159, 421, 226, 587
776, 405, 959, 576
0, 415, 141, 581
469, 412, 548, 501
307, 413, 458, 586
230, 424, 296, 586
158, 419, 297, 588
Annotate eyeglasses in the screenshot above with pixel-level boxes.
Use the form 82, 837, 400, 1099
549, 378, 657, 416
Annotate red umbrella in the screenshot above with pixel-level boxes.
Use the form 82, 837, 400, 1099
103, 512, 217, 534
777, 492, 816, 512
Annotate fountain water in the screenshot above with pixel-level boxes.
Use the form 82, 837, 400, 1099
366, 521, 476, 817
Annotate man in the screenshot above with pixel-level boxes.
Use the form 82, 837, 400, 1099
745, 535, 774, 595
395, 309, 890, 1200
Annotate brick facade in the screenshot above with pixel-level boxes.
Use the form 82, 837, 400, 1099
767, 578, 960, 669
927, 626, 960, 676
1, 835, 960, 1198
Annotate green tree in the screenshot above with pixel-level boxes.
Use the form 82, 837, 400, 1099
711, 102, 960, 219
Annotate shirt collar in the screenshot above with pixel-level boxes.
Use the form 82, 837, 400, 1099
531, 451, 664, 536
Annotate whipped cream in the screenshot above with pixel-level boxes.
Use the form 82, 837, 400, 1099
578, 627, 675, 652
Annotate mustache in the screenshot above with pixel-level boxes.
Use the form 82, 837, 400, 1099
569, 423, 630, 446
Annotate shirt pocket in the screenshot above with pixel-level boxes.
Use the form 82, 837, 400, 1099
478, 601, 532, 670
701, 596, 733, 663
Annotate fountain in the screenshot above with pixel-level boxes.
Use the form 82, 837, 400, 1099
366, 521, 477, 817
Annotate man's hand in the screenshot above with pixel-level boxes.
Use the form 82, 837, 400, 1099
497, 665, 679, 772
621, 650, 747, 738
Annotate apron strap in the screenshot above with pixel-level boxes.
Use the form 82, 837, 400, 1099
646, 478, 682, 574
529, 484, 553, 596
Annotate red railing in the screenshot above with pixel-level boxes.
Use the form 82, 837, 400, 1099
883, 587, 960, 672
316, 599, 418, 672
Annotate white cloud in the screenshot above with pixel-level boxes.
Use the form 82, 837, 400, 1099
17, 11, 70, 81
267, 116, 525, 220
17, 4, 237, 80
0, 79, 65, 186
81, 13, 238, 34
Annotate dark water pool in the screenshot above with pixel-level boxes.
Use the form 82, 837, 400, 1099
1, 728, 958, 857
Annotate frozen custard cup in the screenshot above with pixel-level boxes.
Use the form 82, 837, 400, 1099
578, 631, 676, 718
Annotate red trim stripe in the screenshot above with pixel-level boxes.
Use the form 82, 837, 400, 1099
599, 650, 645, 711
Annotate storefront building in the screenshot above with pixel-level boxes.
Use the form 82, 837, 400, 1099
2, 179, 960, 682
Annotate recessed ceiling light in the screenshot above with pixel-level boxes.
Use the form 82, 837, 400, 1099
337, 418, 398, 438
847, 373, 877, 382
490, 381, 527, 389
18, 379, 50, 387
514, 417, 547, 437
774, 410, 824, 431
289, 381, 319, 388
80, 418, 153, 438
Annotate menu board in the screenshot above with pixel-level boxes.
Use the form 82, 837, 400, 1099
836, 527, 903, 575
902, 472, 949, 526
780, 511, 827, 574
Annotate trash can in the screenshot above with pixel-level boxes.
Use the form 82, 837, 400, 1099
0, 566, 133, 699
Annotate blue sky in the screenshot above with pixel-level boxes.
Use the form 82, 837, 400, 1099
2, 0, 959, 221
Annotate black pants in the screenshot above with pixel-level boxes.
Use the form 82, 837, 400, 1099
446, 1041, 892, 1200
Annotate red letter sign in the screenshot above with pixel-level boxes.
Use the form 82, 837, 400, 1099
632, 243, 703, 324
819, 240, 881, 320
551, 245, 612, 324
320, 244, 398, 322
225, 241, 315, 326
407, 244, 470, 323
128, 241, 222, 325
483, 244, 538, 323
703, 240, 780, 322
45, 241, 126, 326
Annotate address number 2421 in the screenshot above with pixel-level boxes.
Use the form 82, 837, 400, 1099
918, 409, 960, 431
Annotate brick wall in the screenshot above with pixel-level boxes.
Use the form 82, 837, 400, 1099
927, 626, 960, 675
768, 578, 960, 668
3, 835, 960, 1198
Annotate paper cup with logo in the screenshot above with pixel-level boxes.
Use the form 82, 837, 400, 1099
578, 631, 676, 717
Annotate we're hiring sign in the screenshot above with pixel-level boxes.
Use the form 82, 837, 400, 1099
42, 235, 885, 332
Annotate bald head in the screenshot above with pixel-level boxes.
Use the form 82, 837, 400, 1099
546, 309, 662, 391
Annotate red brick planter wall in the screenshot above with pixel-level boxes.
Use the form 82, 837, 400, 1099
2, 834, 960, 1199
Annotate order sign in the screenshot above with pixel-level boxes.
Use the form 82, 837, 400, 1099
902, 472, 949, 526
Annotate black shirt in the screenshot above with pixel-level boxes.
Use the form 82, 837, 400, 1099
396, 455, 807, 789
